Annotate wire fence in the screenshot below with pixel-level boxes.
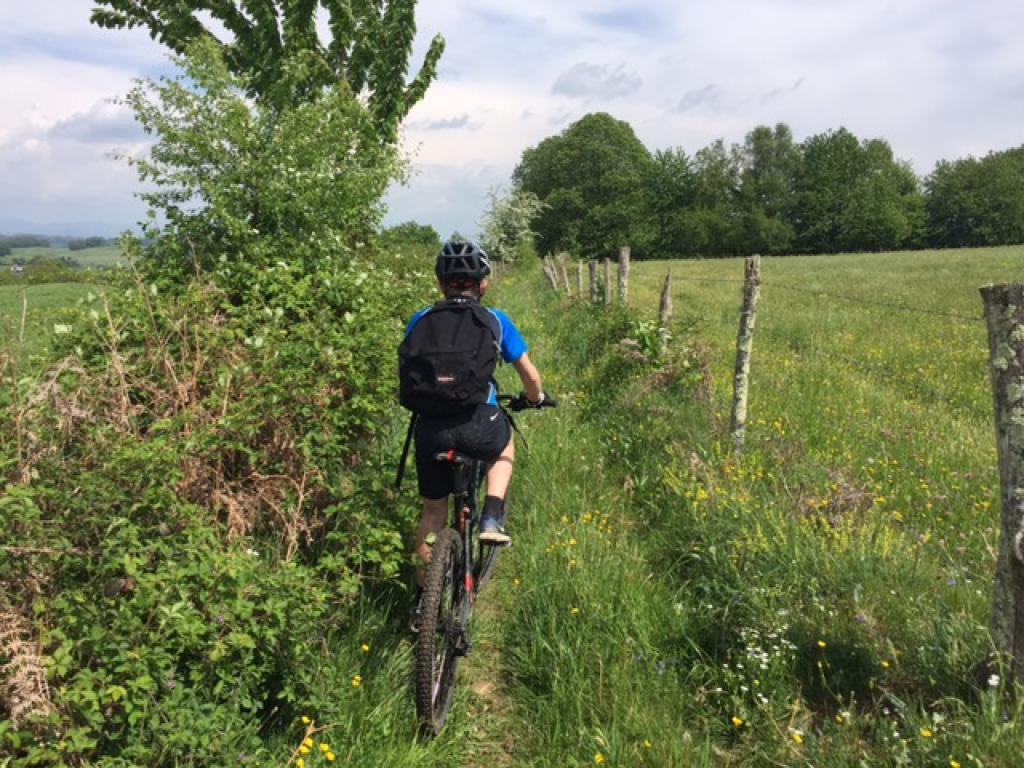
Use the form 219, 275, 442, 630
626, 268, 984, 324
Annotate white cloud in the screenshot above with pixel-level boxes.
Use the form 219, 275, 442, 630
4, 0, 1024, 234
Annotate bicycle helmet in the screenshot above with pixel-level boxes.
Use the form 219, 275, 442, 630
435, 240, 492, 281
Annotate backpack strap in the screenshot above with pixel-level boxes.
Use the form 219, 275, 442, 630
395, 411, 418, 491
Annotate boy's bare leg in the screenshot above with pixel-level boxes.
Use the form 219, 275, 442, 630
485, 436, 515, 500
415, 497, 448, 586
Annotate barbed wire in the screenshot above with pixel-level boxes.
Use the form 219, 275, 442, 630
628, 270, 983, 324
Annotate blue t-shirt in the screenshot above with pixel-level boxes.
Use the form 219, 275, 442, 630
405, 304, 528, 405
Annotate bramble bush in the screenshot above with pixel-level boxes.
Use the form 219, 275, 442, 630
0, 43, 437, 764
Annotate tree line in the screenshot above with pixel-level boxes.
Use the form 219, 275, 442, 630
512, 112, 1024, 259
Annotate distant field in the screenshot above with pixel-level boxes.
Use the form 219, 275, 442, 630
1, 245, 126, 269
0, 282, 99, 364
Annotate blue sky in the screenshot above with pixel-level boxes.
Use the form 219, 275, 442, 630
2, 0, 1023, 237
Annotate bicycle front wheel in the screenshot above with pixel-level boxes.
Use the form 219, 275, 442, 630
415, 527, 464, 736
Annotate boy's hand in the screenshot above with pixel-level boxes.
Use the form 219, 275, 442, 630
508, 392, 557, 411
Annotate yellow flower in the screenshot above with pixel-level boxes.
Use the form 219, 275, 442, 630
920, 727, 934, 738
326, 753, 336, 762
569, 538, 578, 546
296, 759, 305, 768
594, 753, 605, 765
299, 746, 310, 756
352, 674, 362, 688
513, 577, 521, 589
361, 643, 371, 654
881, 660, 890, 669
731, 716, 744, 728
950, 760, 961, 768
571, 607, 581, 616
643, 739, 652, 749
790, 730, 804, 745
569, 558, 578, 568
303, 737, 313, 748
300, 715, 311, 725
320, 743, 330, 753
817, 640, 827, 649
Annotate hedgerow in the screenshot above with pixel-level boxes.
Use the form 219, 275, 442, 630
0, 43, 434, 764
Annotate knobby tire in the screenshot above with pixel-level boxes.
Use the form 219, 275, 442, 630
415, 528, 463, 736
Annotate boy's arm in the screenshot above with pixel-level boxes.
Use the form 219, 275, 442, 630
512, 354, 544, 404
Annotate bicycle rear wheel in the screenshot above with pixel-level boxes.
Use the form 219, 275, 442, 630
415, 528, 464, 736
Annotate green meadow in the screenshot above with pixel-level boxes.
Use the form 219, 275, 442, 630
0, 283, 98, 365
4, 248, 1024, 766
1, 246, 126, 269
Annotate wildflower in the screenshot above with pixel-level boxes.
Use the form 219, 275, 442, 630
303, 738, 313, 748
920, 727, 934, 738
326, 753, 336, 762
817, 640, 827, 649
790, 729, 804, 745
513, 577, 521, 589
731, 716, 744, 728
881, 660, 890, 669
988, 673, 1000, 688
569, 558, 578, 568
643, 739, 652, 749
299, 746, 310, 756
320, 743, 330, 753
569, 538, 578, 546
950, 760, 961, 768
352, 674, 362, 688
300, 715, 311, 725
361, 643, 370, 654
571, 607, 581, 616
594, 753, 605, 765
296, 759, 305, 768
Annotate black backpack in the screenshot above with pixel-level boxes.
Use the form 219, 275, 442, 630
398, 298, 500, 417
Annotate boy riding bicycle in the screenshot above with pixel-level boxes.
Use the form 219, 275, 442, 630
399, 240, 548, 589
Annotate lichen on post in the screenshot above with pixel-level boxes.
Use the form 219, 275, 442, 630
980, 283, 1024, 684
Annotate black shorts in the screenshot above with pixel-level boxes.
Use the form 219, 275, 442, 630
414, 404, 512, 500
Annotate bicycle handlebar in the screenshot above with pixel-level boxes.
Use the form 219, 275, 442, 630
499, 392, 559, 412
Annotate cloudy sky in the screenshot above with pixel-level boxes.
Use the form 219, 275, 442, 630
2, 0, 1023, 237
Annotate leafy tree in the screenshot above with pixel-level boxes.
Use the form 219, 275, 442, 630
684, 139, 744, 257
124, 40, 402, 279
91, 0, 443, 140
643, 148, 697, 257
735, 123, 800, 254
514, 113, 653, 259
793, 128, 923, 253
380, 220, 441, 252
479, 186, 546, 262
68, 236, 109, 251
926, 146, 1024, 247
0, 243, 9, 258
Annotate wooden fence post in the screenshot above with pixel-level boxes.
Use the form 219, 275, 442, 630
658, 270, 672, 346
981, 283, 1024, 684
542, 257, 560, 292
730, 254, 761, 451
589, 260, 599, 303
603, 258, 612, 306
560, 258, 572, 297
618, 246, 631, 304
577, 261, 584, 299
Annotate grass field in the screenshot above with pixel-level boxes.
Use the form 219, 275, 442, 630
0, 283, 99, 364
4, 247, 1024, 766
1, 245, 126, 269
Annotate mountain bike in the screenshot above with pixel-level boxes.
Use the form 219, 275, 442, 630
415, 393, 556, 736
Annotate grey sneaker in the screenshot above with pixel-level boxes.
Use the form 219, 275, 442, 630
479, 515, 510, 545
